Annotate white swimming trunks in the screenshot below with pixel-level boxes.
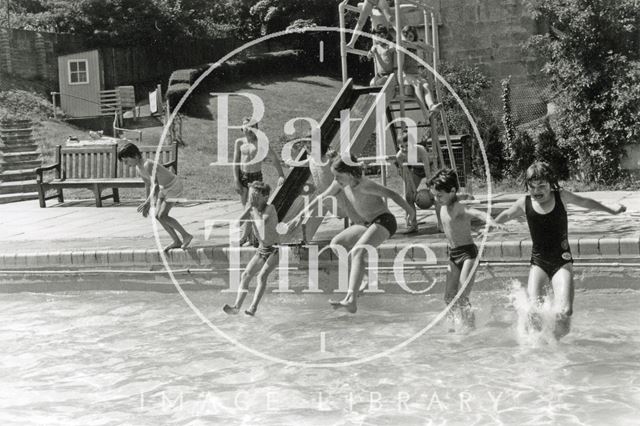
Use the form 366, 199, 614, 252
159, 176, 183, 200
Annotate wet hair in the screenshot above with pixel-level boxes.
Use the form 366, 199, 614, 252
249, 180, 271, 197
524, 161, 560, 191
429, 168, 459, 192
401, 25, 418, 41
117, 142, 141, 161
331, 154, 363, 179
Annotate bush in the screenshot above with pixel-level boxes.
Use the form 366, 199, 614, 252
527, 0, 640, 183
534, 122, 570, 180
437, 62, 504, 180
0, 89, 53, 122
509, 130, 536, 179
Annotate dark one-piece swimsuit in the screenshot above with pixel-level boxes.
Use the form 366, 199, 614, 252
525, 191, 573, 279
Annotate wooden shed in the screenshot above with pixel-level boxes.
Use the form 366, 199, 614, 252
57, 49, 104, 117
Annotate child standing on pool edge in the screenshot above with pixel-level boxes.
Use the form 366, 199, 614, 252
118, 142, 193, 252
223, 181, 280, 316
494, 161, 626, 339
429, 168, 503, 330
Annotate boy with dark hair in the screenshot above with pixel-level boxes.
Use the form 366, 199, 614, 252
118, 142, 193, 251
429, 168, 503, 330
223, 181, 280, 316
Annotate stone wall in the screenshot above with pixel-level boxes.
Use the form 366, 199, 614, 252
435, 0, 548, 118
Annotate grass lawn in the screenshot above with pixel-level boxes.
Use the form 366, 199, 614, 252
36, 73, 370, 201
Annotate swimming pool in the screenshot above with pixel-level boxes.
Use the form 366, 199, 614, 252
1, 280, 638, 425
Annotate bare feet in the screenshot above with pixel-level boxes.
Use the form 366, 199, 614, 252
181, 234, 193, 249
245, 306, 257, 316
553, 314, 571, 340
163, 240, 182, 252
223, 304, 240, 315
429, 103, 443, 113
329, 298, 357, 314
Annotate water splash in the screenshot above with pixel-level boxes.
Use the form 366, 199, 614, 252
508, 279, 558, 347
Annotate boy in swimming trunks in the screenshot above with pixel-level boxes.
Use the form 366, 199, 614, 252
494, 161, 626, 339
223, 181, 280, 316
288, 154, 416, 314
430, 168, 503, 330
395, 131, 441, 232
234, 117, 286, 245
284, 146, 365, 226
346, 0, 394, 49
118, 143, 193, 252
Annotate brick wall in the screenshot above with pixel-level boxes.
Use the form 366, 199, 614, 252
0, 28, 88, 81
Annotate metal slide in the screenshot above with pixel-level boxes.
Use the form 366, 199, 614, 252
271, 76, 397, 243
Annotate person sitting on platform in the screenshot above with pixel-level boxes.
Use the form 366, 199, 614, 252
368, 25, 396, 86
346, 0, 395, 49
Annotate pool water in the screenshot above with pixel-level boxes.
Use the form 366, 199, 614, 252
1, 285, 639, 425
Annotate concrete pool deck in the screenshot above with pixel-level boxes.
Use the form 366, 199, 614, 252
0, 191, 638, 273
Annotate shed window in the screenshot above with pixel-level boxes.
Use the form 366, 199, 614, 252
68, 60, 89, 85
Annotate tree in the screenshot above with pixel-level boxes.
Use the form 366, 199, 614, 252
250, 0, 341, 33
527, 0, 640, 183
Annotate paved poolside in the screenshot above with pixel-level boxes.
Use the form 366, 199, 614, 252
0, 191, 638, 271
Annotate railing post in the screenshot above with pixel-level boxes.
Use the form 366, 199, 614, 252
339, 1, 348, 83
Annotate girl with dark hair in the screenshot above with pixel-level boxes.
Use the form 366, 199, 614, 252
288, 155, 416, 313
495, 161, 626, 339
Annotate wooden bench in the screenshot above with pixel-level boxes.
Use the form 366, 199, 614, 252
35, 143, 178, 207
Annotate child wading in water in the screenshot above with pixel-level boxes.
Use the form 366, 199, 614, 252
495, 161, 626, 338
234, 117, 285, 245
118, 143, 193, 251
430, 168, 503, 330
289, 155, 416, 313
223, 181, 280, 316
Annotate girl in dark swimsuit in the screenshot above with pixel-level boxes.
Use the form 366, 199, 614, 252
495, 162, 626, 339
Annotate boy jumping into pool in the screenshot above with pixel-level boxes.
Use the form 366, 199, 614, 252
430, 168, 503, 330
223, 181, 279, 316
494, 161, 626, 339
234, 117, 286, 246
288, 154, 416, 314
118, 142, 193, 252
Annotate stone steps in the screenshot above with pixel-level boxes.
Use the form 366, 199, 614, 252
1, 159, 42, 171
0, 192, 39, 204
0, 143, 40, 153
0, 179, 38, 195
1, 168, 37, 182
0, 120, 43, 203
1, 150, 42, 162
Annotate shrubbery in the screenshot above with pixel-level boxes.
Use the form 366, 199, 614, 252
0, 89, 53, 122
436, 62, 505, 181
527, 0, 640, 184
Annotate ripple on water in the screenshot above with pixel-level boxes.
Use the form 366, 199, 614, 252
0, 290, 638, 424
